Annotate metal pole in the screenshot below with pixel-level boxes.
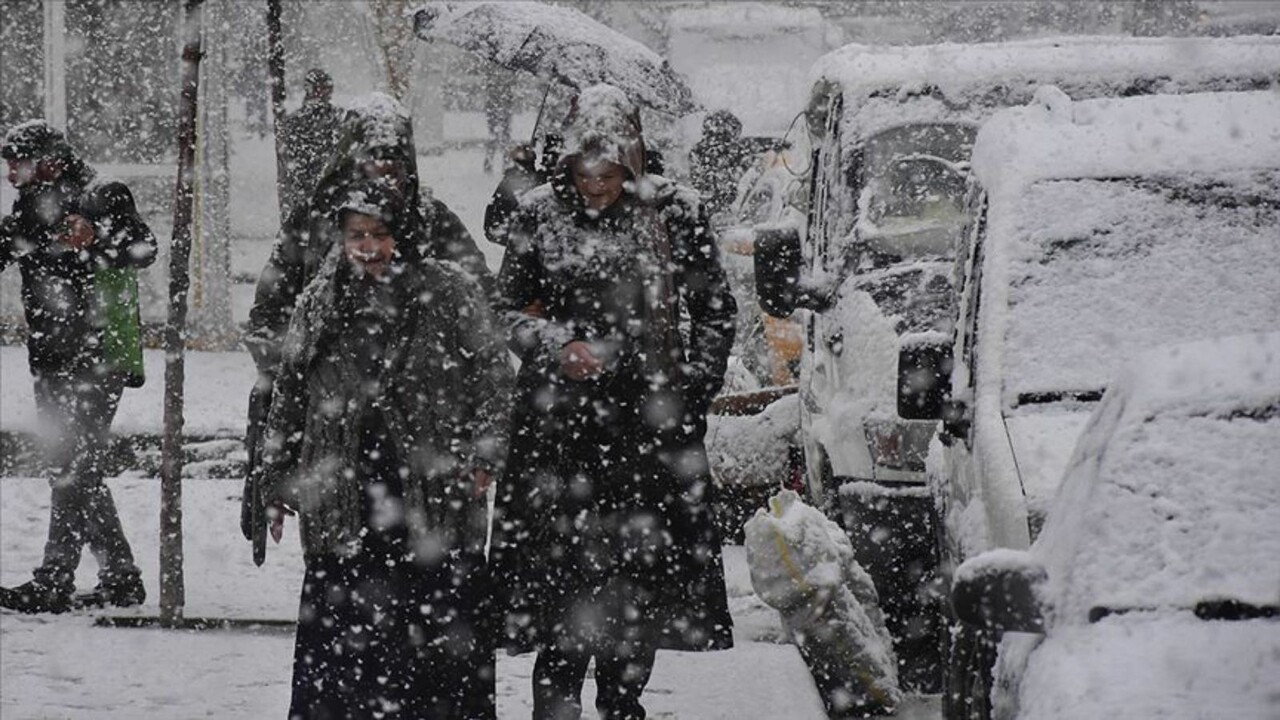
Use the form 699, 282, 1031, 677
161, 0, 204, 628
42, 0, 67, 130
266, 0, 288, 224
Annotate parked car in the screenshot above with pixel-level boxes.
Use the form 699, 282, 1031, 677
910, 90, 1280, 718
950, 331, 1280, 720
753, 34, 1280, 692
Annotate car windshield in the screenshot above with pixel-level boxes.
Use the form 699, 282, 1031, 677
1003, 170, 1280, 401
856, 123, 975, 260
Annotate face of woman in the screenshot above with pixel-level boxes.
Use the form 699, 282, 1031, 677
571, 158, 627, 212
342, 212, 396, 280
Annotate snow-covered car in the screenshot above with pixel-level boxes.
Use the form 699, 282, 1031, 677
913, 90, 1280, 718
950, 332, 1280, 720
752, 34, 1280, 693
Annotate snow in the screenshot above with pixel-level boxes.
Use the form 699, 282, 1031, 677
413, 1, 696, 116
811, 35, 1280, 138
0, 473, 945, 719
743, 490, 903, 712
972, 90, 1280, 192
705, 393, 798, 488
1014, 613, 1280, 720
1035, 332, 1280, 620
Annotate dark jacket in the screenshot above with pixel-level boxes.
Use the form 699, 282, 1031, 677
490, 164, 738, 654
689, 110, 751, 218
0, 173, 157, 378
255, 248, 511, 558
245, 104, 490, 375
278, 98, 344, 221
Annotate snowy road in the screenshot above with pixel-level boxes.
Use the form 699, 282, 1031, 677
0, 476, 939, 719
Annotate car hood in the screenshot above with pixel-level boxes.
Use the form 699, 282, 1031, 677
1003, 409, 1093, 531
1014, 613, 1280, 720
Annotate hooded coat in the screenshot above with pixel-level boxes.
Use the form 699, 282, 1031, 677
0, 121, 157, 379
255, 236, 511, 560
689, 109, 751, 218
245, 94, 491, 376
490, 85, 737, 654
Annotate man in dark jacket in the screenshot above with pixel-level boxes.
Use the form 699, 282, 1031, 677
0, 120, 156, 613
278, 68, 343, 221
242, 93, 493, 546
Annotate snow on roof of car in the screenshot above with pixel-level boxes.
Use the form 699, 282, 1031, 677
810, 34, 1280, 102
1036, 332, 1280, 620
668, 2, 825, 35
972, 90, 1280, 192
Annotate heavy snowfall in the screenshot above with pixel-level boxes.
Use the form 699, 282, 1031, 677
1, 2, 1278, 719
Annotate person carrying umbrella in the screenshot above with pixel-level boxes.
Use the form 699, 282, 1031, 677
490, 84, 737, 720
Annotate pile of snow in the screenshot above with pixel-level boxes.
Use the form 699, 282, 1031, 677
745, 489, 902, 714
705, 393, 797, 488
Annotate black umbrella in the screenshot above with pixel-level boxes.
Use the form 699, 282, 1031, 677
414, 1, 699, 116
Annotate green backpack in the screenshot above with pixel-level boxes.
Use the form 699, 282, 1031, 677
95, 266, 146, 388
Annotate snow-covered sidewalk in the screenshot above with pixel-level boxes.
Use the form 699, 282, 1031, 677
0, 475, 847, 719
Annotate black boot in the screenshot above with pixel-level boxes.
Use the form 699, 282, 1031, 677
74, 573, 146, 609
0, 580, 74, 614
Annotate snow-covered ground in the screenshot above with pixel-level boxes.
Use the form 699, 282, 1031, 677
0, 343, 939, 718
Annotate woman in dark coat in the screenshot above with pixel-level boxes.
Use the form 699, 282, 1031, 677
490, 84, 738, 720
254, 180, 511, 719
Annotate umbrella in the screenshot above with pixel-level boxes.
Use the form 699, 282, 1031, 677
413, 1, 699, 116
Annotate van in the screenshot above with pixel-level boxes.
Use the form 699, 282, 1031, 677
752, 34, 1280, 692
916, 89, 1280, 718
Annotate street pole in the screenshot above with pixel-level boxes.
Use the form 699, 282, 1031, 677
160, 0, 204, 628
42, 0, 67, 130
266, 0, 289, 224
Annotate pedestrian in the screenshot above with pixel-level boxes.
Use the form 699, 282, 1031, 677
688, 109, 751, 219
483, 67, 516, 174
278, 68, 344, 222
490, 84, 738, 720
253, 179, 511, 719
243, 92, 492, 546
0, 120, 156, 613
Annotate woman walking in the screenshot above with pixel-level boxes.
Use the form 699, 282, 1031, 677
491, 84, 738, 720
254, 180, 510, 719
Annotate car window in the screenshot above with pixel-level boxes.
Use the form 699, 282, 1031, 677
1002, 170, 1280, 401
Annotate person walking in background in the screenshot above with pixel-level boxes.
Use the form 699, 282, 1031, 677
688, 109, 752, 219
483, 67, 517, 174
0, 120, 156, 614
254, 179, 510, 719
278, 68, 344, 221
490, 84, 737, 720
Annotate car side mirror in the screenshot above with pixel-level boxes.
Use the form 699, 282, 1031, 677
753, 224, 805, 318
897, 340, 953, 419
952, 550, 1047, 633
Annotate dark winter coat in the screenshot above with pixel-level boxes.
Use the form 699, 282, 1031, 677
490, 166, 738, 654
245, 100, 491, 376
0, 173, 157, 378
689, 110, 751, 218
255, 248, 511, 558
278, 98, 344, 221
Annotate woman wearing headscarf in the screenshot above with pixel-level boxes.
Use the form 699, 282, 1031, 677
491, 84, 738, 720
243, 93, 493, 549
254, 179, 510, 718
